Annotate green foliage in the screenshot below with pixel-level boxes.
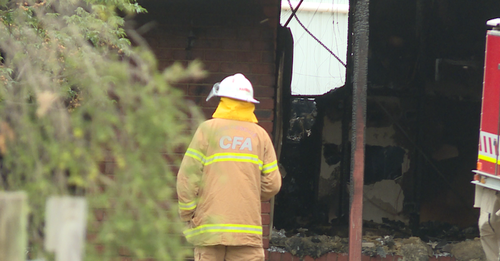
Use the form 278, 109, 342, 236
0, 0, 205, 260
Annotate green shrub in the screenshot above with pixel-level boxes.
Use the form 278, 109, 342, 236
0, 1, 205, 260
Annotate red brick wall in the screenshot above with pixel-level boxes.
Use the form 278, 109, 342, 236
136, 0, 280, 257
138, 0, 279, 133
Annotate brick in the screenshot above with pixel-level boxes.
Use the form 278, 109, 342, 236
393, 256, 403, 261
197, 73, 229, 85
171, 83, 189, 93
222, 40, 253, 50
245, 75, 262, 85
236, 52, 263, 63
317, 254, 327, 261
170, 165, 181, 175
158, 60, 174, 70
337, 253, 348, 261
220, 62, 251, 74
326, 252, 338, 261
188, 85, 212, 96
262, 214, 271, 225
188, 50, 205, 60
173, 144, 188, 154
255, 110, 274, 121
261, 28, 276, 40
263, 238, 270, 248
164, 152, 181, 164
185, 96, 212, 107
250, 74, 275, 87
361, 255, 371, 261
98, 161, 106, 174
262, 51, 275, 63
202, 108, 216, 119
239, 28, 262, 39
263, 225, 270, 236
204, 97, 220, 107
155, 48, 174, 60
204, 51, 237, 62
172, 50, 204, 61
265, 250, 269, 261
105, 161, 115, 175
86, 233, 97, 242
259, 121, 274, 134
429, 257, 439, 261
282, 252, 294, 261
304, 256, 314, 261
254, 87, 276, 97
262, 201, 271, 213
206, 27, 237, 38
119, 247, 131, 256
270, 252, 282, 261
202, 61, 220, 72
165, 38, 188, 49
251, 63, 275, 74
267, 18, 279, 30
239, 16, 258, 26
172, 50, 188, 61
263, 5, 279, 18
94, 244, 105, 254
252, 41, 274, 51
94, 209, 106, 221
255, 98, 275, 110
196, 39, 222, 49
380, 255, 394, 261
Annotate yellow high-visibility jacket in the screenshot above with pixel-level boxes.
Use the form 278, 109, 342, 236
176, 118, 282, 247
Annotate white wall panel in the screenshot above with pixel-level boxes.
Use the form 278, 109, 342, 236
281, 0, 349, 95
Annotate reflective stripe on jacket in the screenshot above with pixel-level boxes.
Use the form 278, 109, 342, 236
176, 118, 282, 247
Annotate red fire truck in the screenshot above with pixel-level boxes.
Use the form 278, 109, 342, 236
473, 18, 500, 189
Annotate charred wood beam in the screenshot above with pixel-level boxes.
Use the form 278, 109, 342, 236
349, 0, 369, 260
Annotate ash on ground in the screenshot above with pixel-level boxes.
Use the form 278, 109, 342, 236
270, 228, 348, 258
269, 220, 485, 260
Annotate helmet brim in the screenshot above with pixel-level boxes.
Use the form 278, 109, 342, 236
206, 83, 220, 102
247, 97, 260, 104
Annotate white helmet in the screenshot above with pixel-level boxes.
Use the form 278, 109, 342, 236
206, 73, 260, 104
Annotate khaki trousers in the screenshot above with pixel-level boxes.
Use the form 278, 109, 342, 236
194, 245, 265, 261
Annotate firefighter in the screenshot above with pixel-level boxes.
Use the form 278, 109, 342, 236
475, 185, 500, 261
176, 73, 282, 261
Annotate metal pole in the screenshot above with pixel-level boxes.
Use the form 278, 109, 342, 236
348, 0, 369, 260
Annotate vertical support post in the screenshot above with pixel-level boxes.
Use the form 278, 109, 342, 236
270, 52, 286, 239
45, 196, 87, 261
0, 192, 28, 261
349, 0, 369, 260
410, 0, 426, 235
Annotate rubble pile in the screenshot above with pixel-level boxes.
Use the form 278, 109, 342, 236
398, 237, 433, 261
270, 229, 348, 258
269, 220, 485, 260
449, 239, 485, 261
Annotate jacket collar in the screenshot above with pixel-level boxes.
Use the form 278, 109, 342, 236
212, 97, 258, 123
